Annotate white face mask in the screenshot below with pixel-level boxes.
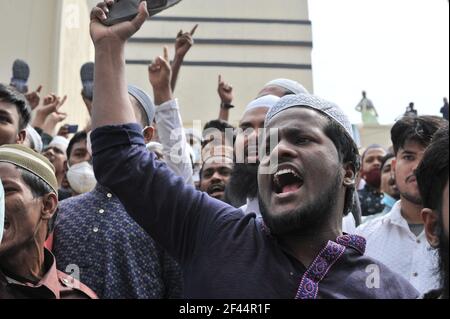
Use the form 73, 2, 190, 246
0, 179, 4, 243
67, 162, 97, 195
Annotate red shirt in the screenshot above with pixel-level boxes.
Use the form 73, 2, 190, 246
0, 249, 97, 299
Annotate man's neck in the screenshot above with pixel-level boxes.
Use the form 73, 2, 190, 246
400, 198, 423, 224
279, 221, 342, 268
0, 241, 46, 283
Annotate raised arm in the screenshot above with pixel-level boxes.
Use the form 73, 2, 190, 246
89, 1, 233, 264
217, 75, 234, 122
171, 25, 198, 92
149, 47, 194, 184
90, 0, 148, 129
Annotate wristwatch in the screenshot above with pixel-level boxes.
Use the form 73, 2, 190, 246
221, 102, 235, 110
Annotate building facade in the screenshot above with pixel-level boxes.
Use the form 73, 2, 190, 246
0, 0, 313, 128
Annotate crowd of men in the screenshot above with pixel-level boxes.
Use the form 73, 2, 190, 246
0, 1, 448, 299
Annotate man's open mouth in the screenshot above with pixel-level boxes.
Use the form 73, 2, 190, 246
273, 167, 304, 194
208, 184, 225, 195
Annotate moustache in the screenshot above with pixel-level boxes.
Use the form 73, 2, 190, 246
207, 182, 226, 194
405, 174, 417, 183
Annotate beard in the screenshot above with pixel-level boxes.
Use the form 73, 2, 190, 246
438, 229, 449, 299
226, 163, 259, 207
400, 191, 423, 206
258, 170, 342, 236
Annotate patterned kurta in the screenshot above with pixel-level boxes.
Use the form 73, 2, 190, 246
53, 184, 183, 299
358, 185, 385, 217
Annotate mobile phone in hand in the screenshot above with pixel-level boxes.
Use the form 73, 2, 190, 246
103, 0, 183, 26
67, 125, 79, 134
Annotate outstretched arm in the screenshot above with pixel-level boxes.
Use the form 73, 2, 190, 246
217, 75, 234, 122
149, 47, 194, 184
90, 0, 148, 129
89, 1, 233, 264
171, 25, 198, 92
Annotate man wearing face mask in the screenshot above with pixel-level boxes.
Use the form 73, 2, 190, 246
357, 116, 447, 294
65, 131, 96, 196
357, 145, 387, 217
53, 81, 183, 299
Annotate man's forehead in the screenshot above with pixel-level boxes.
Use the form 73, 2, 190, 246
365, 148, 386, 157
203, 160, 233, 170
239, 107, 269, 126
0, 162, 21, 180
267, 107, 328, 129
399, 140, 426, 154
72, 139, 88, 149
0, 101, 18, 114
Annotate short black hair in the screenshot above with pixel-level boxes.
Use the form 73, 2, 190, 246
416, 126, 449, 212
323, 119, 361, 215
202, 120, 235, 148
67, 131, 88, 159
17, 167, 58, 238
0, 83, 32, 130
391, 116, 447, 155
361, 144, 385, 163
381, 153, 395, 170
203, 120, 235, 134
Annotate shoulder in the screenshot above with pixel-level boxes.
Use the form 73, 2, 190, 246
355, 214, 386, 238
57, 270, 98, 299
335, 250, 419, 299
362, 255, 419, 298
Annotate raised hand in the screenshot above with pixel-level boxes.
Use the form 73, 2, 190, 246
218, 75, 234, 106
175, 24, 198, 59
25, 85, 43, 110
90, 0, 149, 46
42, 111, 68, 137
149, 47, 173, 105
32, 94, 67, 129
149, 47, 172, 91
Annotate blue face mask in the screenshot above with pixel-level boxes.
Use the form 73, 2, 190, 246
0, 178, 4, 243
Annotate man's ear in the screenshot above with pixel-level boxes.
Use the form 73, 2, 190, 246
392, 158, 397, 176
143, 126, 155, 144
40, 193, 58, 222
343, 162, 356, 187
422, 208, 440, 248
16, 129, 27, 144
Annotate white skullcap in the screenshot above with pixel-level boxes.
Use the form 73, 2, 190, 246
48, 136, 69, 155
266, 93, 355, 142
265, 79, 309, 95
25, 125, 43, 153
245, 95, 280, 114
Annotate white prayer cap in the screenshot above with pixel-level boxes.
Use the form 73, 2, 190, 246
266, 93, 355, 143
25, 125, 43, 153
48, 136, 69, 155
245, 95, 280, 114
264, 79, 309, 95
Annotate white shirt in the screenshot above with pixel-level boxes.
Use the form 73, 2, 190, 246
342, 213, 357, 234
240, 197, 261, 215
0, 178, 4, 243
155, 99, 194, 185
356, 201, 440, 294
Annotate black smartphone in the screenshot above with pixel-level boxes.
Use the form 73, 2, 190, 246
103, 0, 183, 26
67, 125, 79, 134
